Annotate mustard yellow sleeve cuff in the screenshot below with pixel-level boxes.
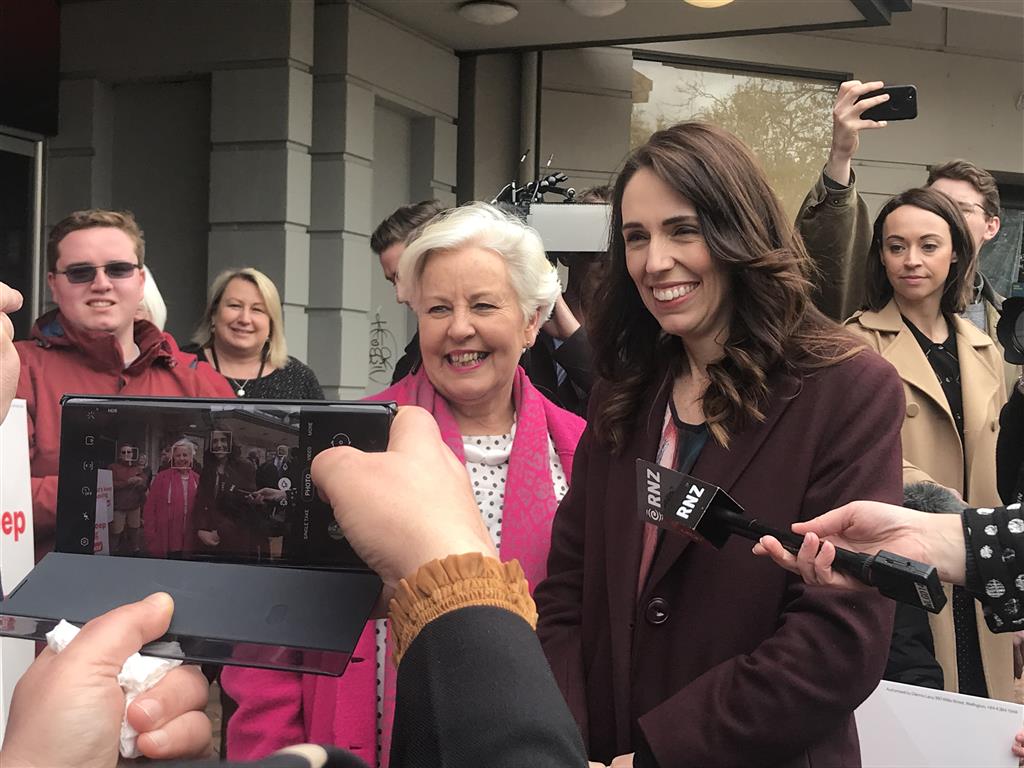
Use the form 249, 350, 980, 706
388, 552, 537, 666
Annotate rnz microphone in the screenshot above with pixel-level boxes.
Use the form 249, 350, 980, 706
636, 460, 947, 614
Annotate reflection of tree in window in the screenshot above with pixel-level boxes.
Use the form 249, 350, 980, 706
632, 60, 835, 221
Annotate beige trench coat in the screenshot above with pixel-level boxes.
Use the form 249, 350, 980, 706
846, 298, 1013, 701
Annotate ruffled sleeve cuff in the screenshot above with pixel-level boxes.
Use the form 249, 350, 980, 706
388, 553, 537, 666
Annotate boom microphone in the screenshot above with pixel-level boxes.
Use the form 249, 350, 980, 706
636, 460, 947, 614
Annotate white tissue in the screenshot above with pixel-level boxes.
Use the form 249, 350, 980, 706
45, 619, 183, 758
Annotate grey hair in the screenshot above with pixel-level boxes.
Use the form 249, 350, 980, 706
171, 438, 198, 460
398, 202, 562, 323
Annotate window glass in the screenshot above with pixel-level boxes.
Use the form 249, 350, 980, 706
632, 58, 836, 221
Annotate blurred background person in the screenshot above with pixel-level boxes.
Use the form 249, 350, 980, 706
370, 199, 447, 384
145, 438, 201, 558
845, 187, 1011, 702
136, 264, 168, 331
535, 122, 902, 768
193, 429, 260, 558
518, 185, 610, 418
109, 442, 148, 555
222, 202, 585, 766
186, 268, 324, 400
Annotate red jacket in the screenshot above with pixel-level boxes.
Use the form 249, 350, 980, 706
15, 310, 234, 561
144, 467, 200, 557
109, 461, 148, 510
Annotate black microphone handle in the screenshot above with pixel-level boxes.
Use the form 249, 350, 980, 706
714, 507, 946, 613
717, 509, 874, 584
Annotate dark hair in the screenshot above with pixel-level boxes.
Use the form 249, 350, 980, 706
864, 187, 976, 315
591, 122, 859, 452
47, 209, 145, 272
577, 185, 612, 204
927, 160, 1000, 219
370, 200, 446, 255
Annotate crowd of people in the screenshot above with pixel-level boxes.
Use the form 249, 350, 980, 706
1, 79, 1023, 767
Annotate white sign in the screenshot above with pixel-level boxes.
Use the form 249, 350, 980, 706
94, 469, 113, 555
0, 400, 35, 741
857, 679, 1023, 767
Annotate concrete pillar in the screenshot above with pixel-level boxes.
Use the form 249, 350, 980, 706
46, 79, 114, 223
308, 2, 374, 399
207, 8, 315, 362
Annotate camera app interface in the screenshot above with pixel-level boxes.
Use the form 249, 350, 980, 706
57, 398, 392, 570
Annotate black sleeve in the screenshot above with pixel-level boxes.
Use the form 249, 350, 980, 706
292, 359, 326, 400
882, 604, 944, 689
551, 327, 594, 396
389, 606, 589, 768
997, 388, 1024, 505
965, 504, 1024, 632
391, 333, 421, 385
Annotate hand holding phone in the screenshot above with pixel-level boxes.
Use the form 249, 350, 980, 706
827, 80, 892, 185
856, 84, 917, 122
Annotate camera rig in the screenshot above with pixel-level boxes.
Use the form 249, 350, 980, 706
492, 156, 611, 255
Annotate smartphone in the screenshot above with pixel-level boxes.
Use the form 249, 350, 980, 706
856, 85, 918, 122
55, 395, 397, 570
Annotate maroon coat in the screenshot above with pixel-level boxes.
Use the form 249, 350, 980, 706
535, 349, 904, 767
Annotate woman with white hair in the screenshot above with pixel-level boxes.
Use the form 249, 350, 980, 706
143, 437, 200, 557
136, 265, 168, 331
222, 203, 586, 766
185, 267, 324, 400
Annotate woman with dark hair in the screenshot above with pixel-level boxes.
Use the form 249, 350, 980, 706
534, 122, 904, 767
193, 429, 262, 559
845, 187, 1012, 702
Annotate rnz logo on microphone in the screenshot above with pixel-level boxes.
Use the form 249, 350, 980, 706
645, 466, 664, 523
676, 484, 704, 521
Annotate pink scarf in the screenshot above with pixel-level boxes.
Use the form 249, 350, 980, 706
366, 365, 584, 764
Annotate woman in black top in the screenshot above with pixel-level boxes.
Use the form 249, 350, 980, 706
185, 267, 324, 401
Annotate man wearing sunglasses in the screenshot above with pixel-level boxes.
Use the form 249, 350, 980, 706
15, 209, 233, 563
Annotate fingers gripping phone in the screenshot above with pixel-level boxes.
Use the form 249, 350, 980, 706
856, 85, 918, 122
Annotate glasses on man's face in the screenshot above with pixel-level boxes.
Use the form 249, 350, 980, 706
957, 202, 988, 218
54, 261, 140, 284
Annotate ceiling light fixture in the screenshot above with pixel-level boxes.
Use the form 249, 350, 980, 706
458, 0, 519, 25
684, 0, 735, 8
564, 0, 628, 18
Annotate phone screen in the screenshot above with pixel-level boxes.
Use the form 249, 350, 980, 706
55, 396, 395, 570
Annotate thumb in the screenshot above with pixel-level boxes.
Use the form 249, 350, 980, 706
59, 592, 174, 669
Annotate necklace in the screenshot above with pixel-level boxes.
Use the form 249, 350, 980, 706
209, 346, 266, 397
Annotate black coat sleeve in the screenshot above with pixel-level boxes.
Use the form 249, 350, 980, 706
883, 604, 944, 689
997, 387, 1024, 505
551, 327, 594, 396
389, 606, 589, 768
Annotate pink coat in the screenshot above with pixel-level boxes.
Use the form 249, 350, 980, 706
222, 367, 585, 765
143, 467, 199, 557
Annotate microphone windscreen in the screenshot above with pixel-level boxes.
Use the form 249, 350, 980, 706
903, 481, 967, 515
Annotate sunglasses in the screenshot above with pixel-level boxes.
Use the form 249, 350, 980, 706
54, 261, 140, 284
